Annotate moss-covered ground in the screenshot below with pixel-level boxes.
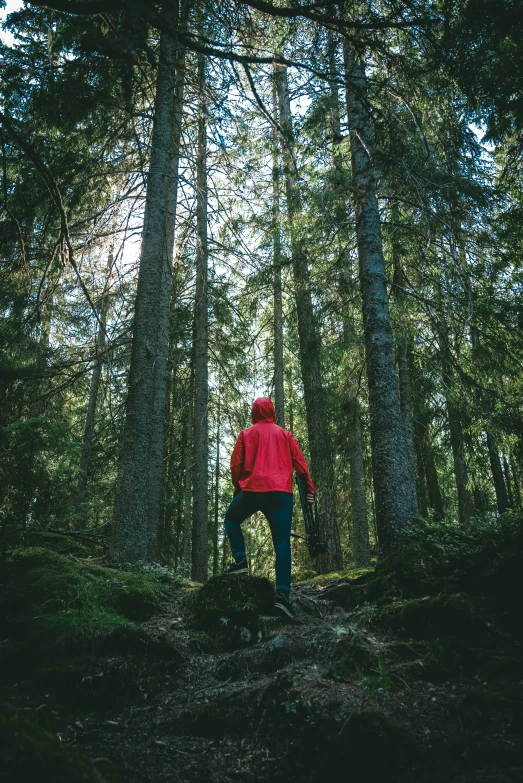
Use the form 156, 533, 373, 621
1, 519, 523, 782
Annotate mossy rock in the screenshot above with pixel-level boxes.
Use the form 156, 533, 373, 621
0, 547, 181, 669
372, 593, 491, 639
325, 627, 377, 680
26, 530, 95, 558
190, 574, 275, 650
0, 708, 106, 783
99, 625, 182, 662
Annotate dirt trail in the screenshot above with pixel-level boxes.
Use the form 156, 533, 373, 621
55, 576, 523, 783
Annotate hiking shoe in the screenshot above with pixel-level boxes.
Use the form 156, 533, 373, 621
275, 591, 297, 620
226, 558, 248, 575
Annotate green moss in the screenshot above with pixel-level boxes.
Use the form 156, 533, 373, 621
26, 530, 94, 558
297, 567, 374, 585
190, 574, 275, 650
0, 708, 106, 783
0, 547, 183, 667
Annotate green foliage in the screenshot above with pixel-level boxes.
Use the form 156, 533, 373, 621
0, 547, 183, 659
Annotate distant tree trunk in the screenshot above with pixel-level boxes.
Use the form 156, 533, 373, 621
509, 453, 522, 509
448, 401, 474, 527
483, 401, 509, 514
391, 226, 418, 514
76, 241, 113, 520
413, 427, 430, 518
467, 287, 509, 515
191, 52, 209, 582
343, 40, 417, 557
413, 397, 445, 522
181, 364, 194, 575
213, 384, 221, 576
274, 61, 343, 573
327, 35, 369, 566
503, 454, 515, 510
272, 77, 285, 429
147, 30, 187, 562
111, 2, 182, 562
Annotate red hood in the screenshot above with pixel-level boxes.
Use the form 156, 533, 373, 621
251, 397, 276, 424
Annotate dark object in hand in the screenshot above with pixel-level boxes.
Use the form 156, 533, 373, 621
296, 473, 328, 558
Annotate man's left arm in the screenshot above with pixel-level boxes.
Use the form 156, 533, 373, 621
230, 431, 245, 496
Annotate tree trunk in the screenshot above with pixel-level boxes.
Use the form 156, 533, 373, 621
111, 2, 182, 562
76, 241, 113, 520
147, 27, 187, 562
484, 413, 509, 513
191, 51, 209, 583
274, 61, 343, 573
447, 396, 475, 528
181, 363, 194, 576
213, 383, 221, 576
327, 36, 369, 566
413, 398, 445, 522
272, 77, 285, 429
391, 228, 418, 514
413, 427, 430, 518
343, 40, 417, 557
502, 454, 515, 510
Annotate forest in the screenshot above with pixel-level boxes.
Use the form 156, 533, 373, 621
1, 1, 523, 781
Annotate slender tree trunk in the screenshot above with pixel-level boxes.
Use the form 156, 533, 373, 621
424, 439, 445, 521
327, 36, 369, 566
111, 2, 182, 562
413, 396, 445, 521
485, 416, 509, 513
502, 454, 515, 510
392, 229, 418, 514
272, 78, 285, 429
181, 365, 194, 575
191, 52, 209, 582
413, 427, 429, 518
274, 61, 343, 573
343, 40, 417, 557
76, 242, 113, 520
147, 25, 187, 562
447, 396, 474, 527
213, 384, 221, 576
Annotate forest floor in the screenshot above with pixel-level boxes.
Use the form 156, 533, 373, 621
1, 529, 523, 783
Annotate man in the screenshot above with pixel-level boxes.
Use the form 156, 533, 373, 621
225, 397, 315, 619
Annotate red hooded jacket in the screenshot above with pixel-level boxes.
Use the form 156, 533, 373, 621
230, 397, 315, 495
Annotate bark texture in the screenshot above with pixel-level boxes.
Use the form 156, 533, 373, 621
275, 61, 343, 573
272, 77, 285, 429
110, 3, 181, 562
343, 41, 417, 557
191, 52, 209, 583
147, 28, 187, 562
327, 37, 369, 567
392, 241, 418, 514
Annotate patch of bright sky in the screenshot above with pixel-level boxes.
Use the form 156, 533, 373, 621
0, 0, 24, 46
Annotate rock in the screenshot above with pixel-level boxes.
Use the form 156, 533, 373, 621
189, 574, 275, 651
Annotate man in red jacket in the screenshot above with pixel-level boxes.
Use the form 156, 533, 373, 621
225, 397, 315, 619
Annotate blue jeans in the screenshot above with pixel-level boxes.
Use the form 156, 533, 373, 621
225, 491, 293, 593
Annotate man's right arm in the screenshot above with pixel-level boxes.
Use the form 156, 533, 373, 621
288, 433, 315, 495
230, 431, 245, 496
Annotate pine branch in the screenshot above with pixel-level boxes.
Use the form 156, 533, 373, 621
0, 108, 106, 334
